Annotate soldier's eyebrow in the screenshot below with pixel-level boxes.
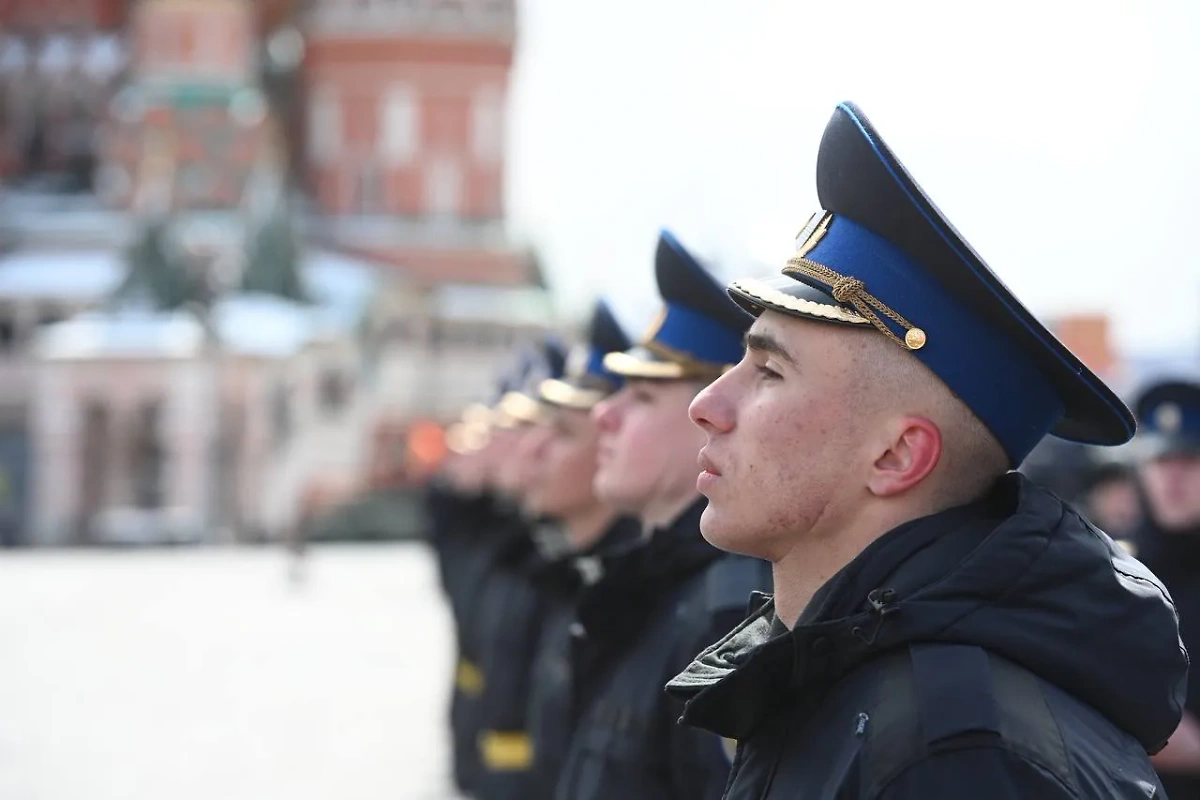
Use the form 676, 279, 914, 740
745, 331, 797, 367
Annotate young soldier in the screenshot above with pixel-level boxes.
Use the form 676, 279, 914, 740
435, 342, 562, 796
469, 338, 570, 800
523, 299, 641, 798
1131, 380, 1200, 796
553, 232, 772, 800
668, 102, 1185, 799
428, 399, 515, 797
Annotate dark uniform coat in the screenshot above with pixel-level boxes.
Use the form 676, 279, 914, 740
468, 515, 545, 800
1135, 514, 1200, 798
554, 499, 772, 800
424, 481, 531, 796
668, 474, 1186, 799
424, 478, 492, 612
526, 516, 641, 800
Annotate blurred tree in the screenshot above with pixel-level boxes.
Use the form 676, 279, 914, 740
240, 201, 306, 302
112, 216, 193, 310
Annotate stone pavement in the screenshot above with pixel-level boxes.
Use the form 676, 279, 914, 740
0, 543, 465, 800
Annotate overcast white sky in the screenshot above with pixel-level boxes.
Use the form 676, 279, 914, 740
505, 0, 1200, 356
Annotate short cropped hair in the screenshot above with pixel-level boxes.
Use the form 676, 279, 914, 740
849, 331, 1009, 507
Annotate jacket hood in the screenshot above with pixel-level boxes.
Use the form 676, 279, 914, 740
670, 473, 1187, 753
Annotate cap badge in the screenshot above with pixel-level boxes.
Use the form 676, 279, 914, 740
1155, 402, 1183, 434
785, 217, 927, 352
794, 211, 832, 259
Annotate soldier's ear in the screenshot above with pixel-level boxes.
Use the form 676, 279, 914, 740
866, 416, 942, 498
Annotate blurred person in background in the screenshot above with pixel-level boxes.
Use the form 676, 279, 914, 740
1020, 440, 1141, 541
667, 102, 1184, 799
429, 405, 498, 598
522, 299, 641, 799
552, 232, 771, 800
1078, 453, 1141, 542
468, 337, 573, 800
427, 347, 557, 797
427, 404, 506, 796
1019, 438, 1099, 507
1131, 380, 1200, 797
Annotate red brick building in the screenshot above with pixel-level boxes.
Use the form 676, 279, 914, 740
0, 0, 301, 204
0, 0, 128, 31
302, 0, 535, 287
0, 0, 552, 546
96, 0, 274, 211
0, 0, 129, 182
2, 0, 538, 287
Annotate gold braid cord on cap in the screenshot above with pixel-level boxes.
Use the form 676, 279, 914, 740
783, 213, 927, 351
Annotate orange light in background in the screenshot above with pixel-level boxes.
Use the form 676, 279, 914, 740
407, 421, 447, 474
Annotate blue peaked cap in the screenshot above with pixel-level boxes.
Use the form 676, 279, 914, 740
604, 231, 751, 381
538, 299, 632, 409
581, 298, 631, 387
1134, 380, 1200, 459
728, 102, 1134, 466
490, 334, 569, 424
491, 334, 567, 403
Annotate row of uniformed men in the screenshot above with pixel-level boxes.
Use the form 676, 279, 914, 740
427, 226, 769, 800
424, 100, 1200, 800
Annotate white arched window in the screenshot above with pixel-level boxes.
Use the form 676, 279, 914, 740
308, 87, 342, 165
470, 85, 505, 163
425, 156, 463, 218
380, 83, 419, 165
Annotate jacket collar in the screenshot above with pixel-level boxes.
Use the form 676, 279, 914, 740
577, 498, 721, 641
668, 488, 1007, 739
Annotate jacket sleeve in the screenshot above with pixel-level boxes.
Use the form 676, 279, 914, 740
876, 747, 1077, 800
472, 578, 546, 800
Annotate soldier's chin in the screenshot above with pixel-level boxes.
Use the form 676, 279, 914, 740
699, 503, 761, 558
593, 468, 634, 511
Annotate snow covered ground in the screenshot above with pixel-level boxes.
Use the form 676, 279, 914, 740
0, 543, 463, 800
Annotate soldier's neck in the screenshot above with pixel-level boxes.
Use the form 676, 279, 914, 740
771, 552, 849, 630
562, 503, 619, 553
772, 500, 930, 628
640, 490, 701, 538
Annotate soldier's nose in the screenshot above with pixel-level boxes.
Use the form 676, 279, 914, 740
592, 396, 620, 432
690, 376, 734, 434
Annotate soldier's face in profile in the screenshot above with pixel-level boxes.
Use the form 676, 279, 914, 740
489, 423, 542, 499
1140, 453, 1200, 531
523, 407, 605, 522
592, 379, 707, 518
689, 312, 867, 561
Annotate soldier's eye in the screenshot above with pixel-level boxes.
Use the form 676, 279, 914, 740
756, 365, 781, 381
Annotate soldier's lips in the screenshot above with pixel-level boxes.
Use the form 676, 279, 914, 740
697, 450, 722, 493
697, 450, 722, 477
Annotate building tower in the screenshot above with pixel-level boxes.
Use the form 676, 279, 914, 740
98, 0, 270, 215
0, 0, 129, 186
303, 0, 533, 286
